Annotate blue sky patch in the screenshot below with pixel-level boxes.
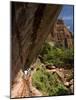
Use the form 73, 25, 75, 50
58, 5, 74, 33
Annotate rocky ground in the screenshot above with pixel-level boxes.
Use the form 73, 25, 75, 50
11, 58, 74, 98
11, 69, 42, 98
46, 66, 74, 94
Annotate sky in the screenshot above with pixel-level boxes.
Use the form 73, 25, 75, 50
58, 5, 74, 33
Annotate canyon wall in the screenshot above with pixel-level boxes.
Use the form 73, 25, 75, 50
11, 2, 62, 98
47, 19, 73, 48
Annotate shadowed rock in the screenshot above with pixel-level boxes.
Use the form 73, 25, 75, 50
11, 2, 62, 98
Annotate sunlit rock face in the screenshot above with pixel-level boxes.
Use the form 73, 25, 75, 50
11, 2, 62, 98
47, 19, 73, 48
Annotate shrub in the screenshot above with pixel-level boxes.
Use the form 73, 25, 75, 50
40, 42, 74, 68
32, 67, 69, 96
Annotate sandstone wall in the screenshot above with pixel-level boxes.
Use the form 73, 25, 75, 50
47, 19, 73, 48
11, 2, 62, 98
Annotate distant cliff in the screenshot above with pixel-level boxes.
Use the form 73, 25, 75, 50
47, 19, 73, 48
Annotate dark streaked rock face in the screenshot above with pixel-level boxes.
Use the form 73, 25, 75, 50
11, 2, 62, 98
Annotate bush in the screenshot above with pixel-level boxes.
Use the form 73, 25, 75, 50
40, 42, 74, 68
32, 67, 69, 96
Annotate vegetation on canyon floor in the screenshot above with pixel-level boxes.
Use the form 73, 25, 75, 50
40, 42, 74, 68
32, 42, 74, 96
32, 66, 69, 96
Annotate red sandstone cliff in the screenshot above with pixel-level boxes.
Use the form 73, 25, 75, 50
47, 19, 73, 48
